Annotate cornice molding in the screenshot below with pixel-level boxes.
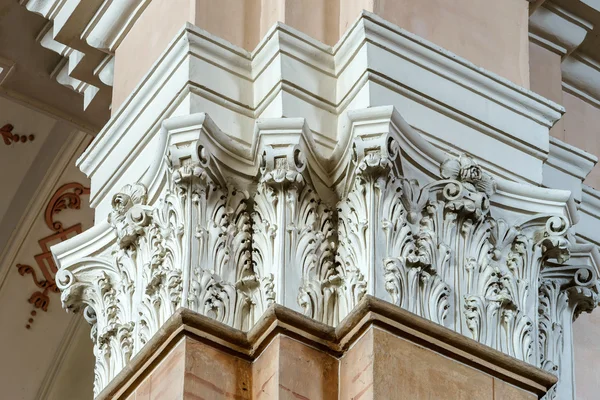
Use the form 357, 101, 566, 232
546, 137, 597, 182
543, 137, 597, 222
81, 0, 150, 52
96, 296, 557, 400
526, 1, 600, 108
577, 185, 600, 246
35, 20, 105, 111
529, 2, 593, 57
21, 0, 119, 111
76, 14, 564, 216
52, 108, 593, 397
0, 56, 15, 85
562, 51, 600, 108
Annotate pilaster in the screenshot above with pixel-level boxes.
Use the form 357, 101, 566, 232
97, 297, 556, 400
37, 8, 600, 400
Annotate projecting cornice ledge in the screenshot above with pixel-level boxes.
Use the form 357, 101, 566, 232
94, 296, 557, 400
20, 0, 149, 111
562, 52, 600, 108
529, 2, 593, 57
74, 13, 565, 215
527, 1, 600, 108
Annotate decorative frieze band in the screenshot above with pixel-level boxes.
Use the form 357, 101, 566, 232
51, 109, 599, 397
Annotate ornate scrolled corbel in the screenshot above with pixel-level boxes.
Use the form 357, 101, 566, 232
56, 256, 136, 394
252, 138, 337, 322
538, 244, 600, 399
108, 183, 152, 248
336, 132, 402, 306
160, 133, 261, 331
336, 147, 574, 365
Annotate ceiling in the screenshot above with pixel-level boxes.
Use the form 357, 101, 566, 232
0, 0, 108, 132
0, 2, 102, 399
553, 0, 600, 57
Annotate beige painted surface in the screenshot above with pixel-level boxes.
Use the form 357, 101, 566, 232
113, 0, 260, 112
340, 0, 530, 87
574, 311, 600, 400
339, 0, 375, 34
529, 42, 566, 141
0, 97, 56, 223
562, 91, 600, 188
281, 0, 339, 45
113, 0, 532, 111
112, 0, 192, 112
45, 322, 94, 400
193, 0, 260, 50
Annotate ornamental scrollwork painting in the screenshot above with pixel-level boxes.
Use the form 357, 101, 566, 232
15, 182, 90, 329
1, 123, 35, 146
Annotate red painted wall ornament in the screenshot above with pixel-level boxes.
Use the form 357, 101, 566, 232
1, 124, 35, 146
16, 183, 90, 329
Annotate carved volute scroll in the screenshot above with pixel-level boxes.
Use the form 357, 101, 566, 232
57, 136, 267, 393
253, 142, 338, 323
52, 112, 599, 396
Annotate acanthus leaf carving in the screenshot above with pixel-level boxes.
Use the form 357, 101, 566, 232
53, 114, 598, 398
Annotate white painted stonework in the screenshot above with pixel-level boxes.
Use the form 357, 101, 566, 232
48, 12, 600, 400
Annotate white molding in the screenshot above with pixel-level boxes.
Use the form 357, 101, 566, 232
21, 0, 115, 113
82, 0, 151, 52
20, 0, 65, 20
0, 56, 15, 85
577, 185, 600, 246
562, 52, 600, 107
94, 55, 114, 87
547, 137, 597, 181
542, 138, 597, 233
76, 14, 564, 217
529, 2, 593, 57
543, 136, 598, 205
36, 22, 101, 108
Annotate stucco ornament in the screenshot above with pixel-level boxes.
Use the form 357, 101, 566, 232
53, 112, 599, 397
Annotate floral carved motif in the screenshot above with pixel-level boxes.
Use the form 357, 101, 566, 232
253, 144, 338, 324
56, 139, 265, 394
16, 182, 89, 329
52, 116, 599, 396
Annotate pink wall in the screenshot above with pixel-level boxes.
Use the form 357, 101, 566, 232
112, 0, 531, 112
574, 312, 600, 400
